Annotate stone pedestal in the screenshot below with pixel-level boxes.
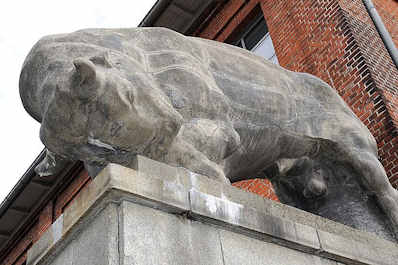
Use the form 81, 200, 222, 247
27, 156, 398, 265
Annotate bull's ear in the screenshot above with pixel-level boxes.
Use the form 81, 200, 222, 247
73, 58, 96, 86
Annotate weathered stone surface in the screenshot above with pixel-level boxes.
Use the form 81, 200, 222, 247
27, 163, 398, 265
189, 189, 320, 252
219, 230, 338, 265
104, 163, 190, 213
20, 27, 398, 238
129, 157, 398, 250
27, 215, 64, 265
28, 204, 119, 265
121, 201, 224, 265
130, 154, 192, 185
317, 229, 398, 265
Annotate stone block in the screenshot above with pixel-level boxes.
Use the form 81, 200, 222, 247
27, 215, 64, 265
28, 204, 119, 265
317, 229, 398, 265
120, 201, 224, 265
131, 156, 277, 214
62, 164, 113, 234
27, 162, 398, 265
106, 163, 190, 213
131, 155, 191, 186
69, 204, 119, 265
132, 155, 228, 198
219, 229, 337, 265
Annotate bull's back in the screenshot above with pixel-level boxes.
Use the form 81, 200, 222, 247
129, 29, 372, 151
193, 37, 374, 150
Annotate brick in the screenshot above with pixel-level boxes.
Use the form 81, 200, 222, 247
199, 0, 245, 40
54, 170, 91, 219
32, 202, 53, 243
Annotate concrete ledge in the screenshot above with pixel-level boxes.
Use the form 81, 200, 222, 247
27, 157, 398, 265
317, 230, 397, 265
189, 189, 320, 253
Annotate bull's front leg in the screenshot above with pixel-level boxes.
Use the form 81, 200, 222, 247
162, 119, 240, 184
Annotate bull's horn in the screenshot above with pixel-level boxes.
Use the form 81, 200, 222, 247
89, 52, 112, 68
35, 149, 71, 177
73, 58, 96, 86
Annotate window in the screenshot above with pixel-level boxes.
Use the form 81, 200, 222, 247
233, 16, 279, 64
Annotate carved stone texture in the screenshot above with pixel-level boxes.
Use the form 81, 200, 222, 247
19, 27, 398, 240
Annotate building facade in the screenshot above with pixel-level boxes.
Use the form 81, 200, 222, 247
1, 0, 397, 264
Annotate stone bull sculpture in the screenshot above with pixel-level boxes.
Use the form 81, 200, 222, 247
20, 27, 398, 239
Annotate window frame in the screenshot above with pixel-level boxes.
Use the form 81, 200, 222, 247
230, 13, 278, 64
233, 15, 267, 49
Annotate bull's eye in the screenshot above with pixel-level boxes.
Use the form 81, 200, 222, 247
85, 102, 96, 114
55, 84, 61, 93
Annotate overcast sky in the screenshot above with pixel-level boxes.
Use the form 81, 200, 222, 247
0, 0, 157, 203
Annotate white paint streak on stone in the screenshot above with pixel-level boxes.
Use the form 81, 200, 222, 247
163, 179, 178, 192
202, 191, 243, 223
52, 214, 64, 243
189, 171, 199, 189
205, 194, 219, 214
222, 193, 243, 224
163, 180, 185, 201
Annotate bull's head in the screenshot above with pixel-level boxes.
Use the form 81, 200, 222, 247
20, 42, 183, 177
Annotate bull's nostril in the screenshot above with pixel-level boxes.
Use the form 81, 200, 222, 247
304, 178, 327, 198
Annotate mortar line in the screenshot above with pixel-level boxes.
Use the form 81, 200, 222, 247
315, 229, 324, 254
117, 202, 123, 265
217, 229, 226, 265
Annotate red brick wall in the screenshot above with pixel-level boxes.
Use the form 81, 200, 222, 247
195, 0, 398, 196
338, 0, 398, 185
233, 179, 279, 200
373, 0, 398, 47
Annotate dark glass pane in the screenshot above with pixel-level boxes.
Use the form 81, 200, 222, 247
243, 18, 268, 50
236, 40, 243, 48
231, 39, 242, 48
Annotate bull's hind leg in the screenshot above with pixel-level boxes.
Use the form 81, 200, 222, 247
348, 151, 398, 236
313, 139, 398, 237
276, 134, 398, 236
